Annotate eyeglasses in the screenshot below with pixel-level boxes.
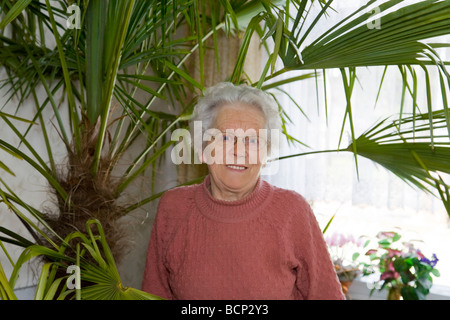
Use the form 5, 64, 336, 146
210, 131, 267, 150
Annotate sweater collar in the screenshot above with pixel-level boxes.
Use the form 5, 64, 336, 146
195, 175, 273, 222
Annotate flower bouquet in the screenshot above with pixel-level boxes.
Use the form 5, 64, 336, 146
360, 231, 440, 300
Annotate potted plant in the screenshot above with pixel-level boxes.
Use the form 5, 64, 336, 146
360, 231, 440, 300
325, 232, 363, 298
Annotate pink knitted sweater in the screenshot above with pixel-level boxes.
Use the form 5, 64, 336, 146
142, 176, 344, 300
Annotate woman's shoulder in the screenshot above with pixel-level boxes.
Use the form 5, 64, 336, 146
159, 181, 200, 203
266, 181, 311, 208
263, 181, 314, 223
264, 182, 322, 237
156, 181, 201, 216
151, 182, 202, 234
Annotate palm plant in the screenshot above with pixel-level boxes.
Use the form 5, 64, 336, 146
0, 0, 449, 299
0, 218, 162, 300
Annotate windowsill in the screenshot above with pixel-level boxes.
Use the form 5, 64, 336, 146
14, 279, 450, 300
347, 278, 450, 300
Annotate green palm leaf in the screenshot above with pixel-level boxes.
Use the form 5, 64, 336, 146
296, 0, 450, 69
348, 110, 450, 216
351, 110, 450, 173
3, 219, 163, 300
0, 0, 33, 29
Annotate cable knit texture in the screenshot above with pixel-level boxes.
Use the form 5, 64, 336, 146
142, 176, 345, 300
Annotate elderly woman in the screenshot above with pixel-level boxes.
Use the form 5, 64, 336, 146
142, 82, 344, 300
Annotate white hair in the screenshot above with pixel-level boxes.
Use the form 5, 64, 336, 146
190, 82, 282, 158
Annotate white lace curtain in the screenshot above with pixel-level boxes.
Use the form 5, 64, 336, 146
263, 65, 447, 216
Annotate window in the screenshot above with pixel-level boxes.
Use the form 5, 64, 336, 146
259, 1, 450, 296
263, 65, 450, 291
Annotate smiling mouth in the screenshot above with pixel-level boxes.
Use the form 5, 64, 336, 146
226, 165, 248, 171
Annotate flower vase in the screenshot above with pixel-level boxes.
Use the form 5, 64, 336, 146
387, 286, 402, 300
340, 280, 352, 298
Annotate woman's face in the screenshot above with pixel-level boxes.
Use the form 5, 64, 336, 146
204, 103, 267, 200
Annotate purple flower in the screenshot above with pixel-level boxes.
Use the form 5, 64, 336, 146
420, 253, 439, 268
420, 257, 431, 265
432, 254, 439, 267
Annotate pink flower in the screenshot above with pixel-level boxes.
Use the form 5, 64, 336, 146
377, 231, 396, 239
380, 261, 400, 281
416, 250, 425, 260
325, 233, 339, 247
380, 270, 400, 281
366, 249, 378, 256
386, 248, 402, 258
355, 237, 364, 247
337, 234, 347, 247
326, 232, 357, 247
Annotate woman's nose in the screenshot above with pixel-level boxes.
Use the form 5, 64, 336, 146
233, 138, 247, 157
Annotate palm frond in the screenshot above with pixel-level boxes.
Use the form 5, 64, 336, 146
297, 0, 450, 69
5, 219, 163, 300
348, 109, 450, 217
0, 256, 17, 300
0, 0, 33, 29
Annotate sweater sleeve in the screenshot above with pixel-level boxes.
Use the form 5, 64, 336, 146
292, 196, 345, 300
141, 194, 174, 300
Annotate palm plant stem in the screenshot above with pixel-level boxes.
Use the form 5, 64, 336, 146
272, 148, 345, 162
